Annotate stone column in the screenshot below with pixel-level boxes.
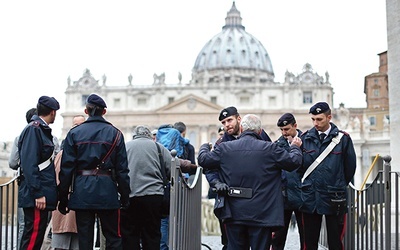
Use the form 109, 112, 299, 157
387, 0, 400, 171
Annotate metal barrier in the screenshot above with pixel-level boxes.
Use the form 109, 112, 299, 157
0, 176, 19, 250
318, 155, 400, 250
169, 154, 203, 250
4, 154, 397, 249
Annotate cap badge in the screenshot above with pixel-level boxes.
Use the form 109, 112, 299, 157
316, 108, 321, 113
283, 121, 288, 125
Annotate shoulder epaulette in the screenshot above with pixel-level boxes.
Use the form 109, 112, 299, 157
300, 130, 309, 137
215, 137, 223, 146
31, 121, 40, 127
339, 130, 350, 136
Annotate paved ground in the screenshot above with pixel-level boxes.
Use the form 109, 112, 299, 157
201, 228, 327, 250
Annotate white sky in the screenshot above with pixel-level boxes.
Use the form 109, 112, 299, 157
0, 0, 387, 142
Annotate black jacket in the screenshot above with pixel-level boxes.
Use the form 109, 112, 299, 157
198, 131, 302, 227
59, 116, 131, 210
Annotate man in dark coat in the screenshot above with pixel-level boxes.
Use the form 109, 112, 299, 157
58, 94, 131, 250
18, 96, 60, 249
300, 102, 356, 250
204, 106, 271, 250
204, 106, 272, 249
271, 113, 304, 250
198, 114, 302, 250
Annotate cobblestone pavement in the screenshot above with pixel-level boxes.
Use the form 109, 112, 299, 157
201, 228, 327, 250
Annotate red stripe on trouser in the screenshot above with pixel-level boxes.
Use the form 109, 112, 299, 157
27, 208, 41, 250
340, 214, 347, 250
301, 214, 307, 250
118, 209, 121, 237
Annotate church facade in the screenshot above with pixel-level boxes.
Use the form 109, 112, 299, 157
0, 3, 389, 187
61, 3, 334, 146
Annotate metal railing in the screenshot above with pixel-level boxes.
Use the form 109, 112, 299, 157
0, 176, 19, 250
319, 155, 399, 250
169, 154, 203, 250
2, 155, 398, 249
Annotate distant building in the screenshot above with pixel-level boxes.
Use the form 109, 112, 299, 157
0, 3, 390, 185
61, 3, 333, 146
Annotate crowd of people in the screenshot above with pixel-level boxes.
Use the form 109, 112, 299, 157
10, 93, 356, 250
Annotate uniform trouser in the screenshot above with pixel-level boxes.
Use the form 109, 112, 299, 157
271, 209, 304, 250
225, 223, 272, 250
302, 212, 346, 250
220, 219, 228, 250
20, 207, 49, 250
75, 209, 122, 250
120, 195, 163, 250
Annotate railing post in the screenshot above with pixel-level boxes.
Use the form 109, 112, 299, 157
382, 155, 391, 250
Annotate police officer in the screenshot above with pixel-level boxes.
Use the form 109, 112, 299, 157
300, 102, 356, 250
58, 94, 130, 250
18, 96, 60, 249
271, 113, 304, 250
198, 114, 303, 249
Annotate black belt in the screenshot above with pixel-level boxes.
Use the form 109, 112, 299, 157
77, 168, 112, 176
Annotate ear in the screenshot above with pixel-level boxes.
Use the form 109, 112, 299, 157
102, 109, 107, 115
84, 109, 89, 115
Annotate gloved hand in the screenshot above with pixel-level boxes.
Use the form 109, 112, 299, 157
120, 198, 130, 210
211, 180, 229, 195
58, 201, 69, 215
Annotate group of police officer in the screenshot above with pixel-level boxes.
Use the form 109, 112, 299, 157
199, 102, 356, 250
17, 94, 131, 250
16, 94, 355, 250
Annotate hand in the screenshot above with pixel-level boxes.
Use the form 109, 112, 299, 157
35, 196, 46, 210
214, 182, 229, 194
120, 199, 130, 210
58, 201, 69, 215
188, 164, 197, 169
290, 136, 302, 147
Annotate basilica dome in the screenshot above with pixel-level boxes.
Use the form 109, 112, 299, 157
192, 2, 274, 79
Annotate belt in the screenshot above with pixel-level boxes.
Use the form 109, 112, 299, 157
77, 168, 112, 176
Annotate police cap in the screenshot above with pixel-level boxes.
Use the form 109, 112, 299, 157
309, 102, 330, 115
38, 96, 60, 110
277, 113, 296, 127
219, 106, 238, 121
86, 94, 107, 108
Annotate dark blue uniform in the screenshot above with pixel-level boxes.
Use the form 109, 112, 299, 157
198, 131, 302, 249
272, 129, 304, 250
18, 114, 58, 249
300, 123, 356, 250
59, 116, 130, 250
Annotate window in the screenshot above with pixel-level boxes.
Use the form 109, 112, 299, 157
369, 116, 376, 126
269, 96, 276, 106
81, 95, 89, 106
137, 98, 147, 106
168, 97, 174, 104
240, 96, 250, 104
210, 96, 217, 104
373, 89, 380, 97
114, 98, 121, 108
189, 131, 197, 148
303, 91, 312, 104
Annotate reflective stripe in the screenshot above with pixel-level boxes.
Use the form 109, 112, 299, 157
38, 157, 52, 171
